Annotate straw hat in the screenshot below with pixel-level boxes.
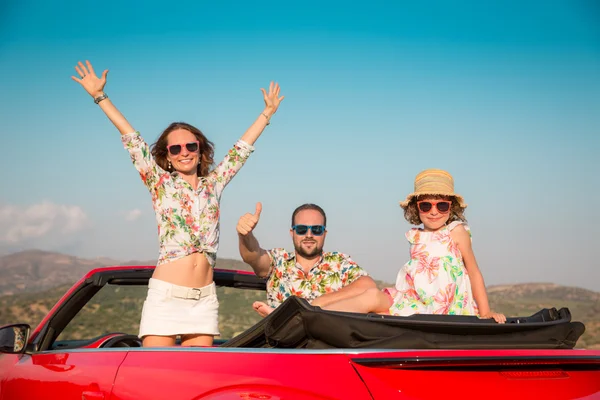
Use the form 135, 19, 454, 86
399, 169, 467, 209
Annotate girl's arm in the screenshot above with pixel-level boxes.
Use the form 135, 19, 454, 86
451, 224, 507, 323
71, 60, 135, 135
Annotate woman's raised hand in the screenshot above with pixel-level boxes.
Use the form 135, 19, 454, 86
70, 60, 134, 135
71, 60, 108, 98
261, 82, 284, 116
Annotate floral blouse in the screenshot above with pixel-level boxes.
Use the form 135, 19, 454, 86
121, 131, 254, 267
388, 221, 479, 316
265, 248, 369, 308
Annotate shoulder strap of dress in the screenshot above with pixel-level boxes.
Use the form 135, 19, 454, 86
446, 221, 464, 231
405, 228, 420, 243
447, 221, 472, 242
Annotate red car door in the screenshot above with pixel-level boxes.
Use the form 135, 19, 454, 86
2, 350, 128, 400
110, 349, 372, 400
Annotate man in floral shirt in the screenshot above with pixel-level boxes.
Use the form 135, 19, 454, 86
237, 203, 377, 316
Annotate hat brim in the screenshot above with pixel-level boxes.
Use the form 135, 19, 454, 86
399, 192, 467, 209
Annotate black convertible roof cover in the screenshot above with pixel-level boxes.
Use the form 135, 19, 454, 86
222, 296, 585, 349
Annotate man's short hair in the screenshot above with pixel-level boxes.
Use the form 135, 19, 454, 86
291, 204, 327, 227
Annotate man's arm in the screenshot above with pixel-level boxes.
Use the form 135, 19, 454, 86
238, 231, 272, 278
237, 202, 272, 278
311, 276, 377, 307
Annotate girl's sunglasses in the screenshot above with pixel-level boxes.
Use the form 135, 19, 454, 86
417, 200, 452, 214
167, 141, 200, 155
291, 225, 326, 236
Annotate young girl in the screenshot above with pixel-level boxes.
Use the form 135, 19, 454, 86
72, 60, 284, 346
323, 169, 506, 323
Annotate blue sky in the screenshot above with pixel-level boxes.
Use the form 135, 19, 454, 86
0, 1, 598, 291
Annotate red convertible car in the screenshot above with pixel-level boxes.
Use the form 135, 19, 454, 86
0, 265, 599, 400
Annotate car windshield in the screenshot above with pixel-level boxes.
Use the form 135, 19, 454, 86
56, 283, 265, 344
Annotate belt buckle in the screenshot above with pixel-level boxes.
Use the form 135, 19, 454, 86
190, 288, 202, 300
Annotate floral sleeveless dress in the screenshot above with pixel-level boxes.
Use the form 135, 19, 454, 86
388, 221, 479, 316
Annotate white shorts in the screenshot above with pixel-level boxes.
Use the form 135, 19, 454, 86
138, 278, 220, 338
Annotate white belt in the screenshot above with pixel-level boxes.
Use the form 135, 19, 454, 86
171, 284, 216, 300
150, 279, 217, 300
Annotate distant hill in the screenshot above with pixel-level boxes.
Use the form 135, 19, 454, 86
1, 250, 598, 349
0, 249, 253, 296
488, 284, 600, 349
0, 250, 113, 296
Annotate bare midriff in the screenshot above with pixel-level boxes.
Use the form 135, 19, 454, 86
152, 252, 213, 288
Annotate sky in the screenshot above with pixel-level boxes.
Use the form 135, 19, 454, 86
0, 1, 598, 291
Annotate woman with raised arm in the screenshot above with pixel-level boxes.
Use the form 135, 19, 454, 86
72, 60, 284, 347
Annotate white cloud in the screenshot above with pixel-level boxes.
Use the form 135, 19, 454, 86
0, 201, 90, 244
124, 208, 143, 222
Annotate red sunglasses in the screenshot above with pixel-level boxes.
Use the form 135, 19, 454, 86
417, 200, 452, 214
167, 141, 199, 155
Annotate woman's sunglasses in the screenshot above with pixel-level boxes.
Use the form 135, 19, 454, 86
291, 225, 326, 236
167, 141, 200, 155
417, 200, 452, 214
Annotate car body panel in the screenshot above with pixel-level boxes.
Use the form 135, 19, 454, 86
349, 350, 600, 399
1, 266, 599, 400
1, 351, 127, 400
111, 349, 372, 400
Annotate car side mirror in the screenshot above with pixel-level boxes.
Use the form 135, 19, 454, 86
0, 324, 30, 355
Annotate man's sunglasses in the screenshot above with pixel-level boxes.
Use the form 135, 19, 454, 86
417, 200, 452, 214
291, 225, 326, 236
167, 141, 200, 155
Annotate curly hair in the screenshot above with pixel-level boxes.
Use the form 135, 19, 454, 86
403, 194, 467, 226
150, 122, 215, 177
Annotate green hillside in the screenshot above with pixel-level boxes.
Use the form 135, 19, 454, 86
1, 281, 598, 348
